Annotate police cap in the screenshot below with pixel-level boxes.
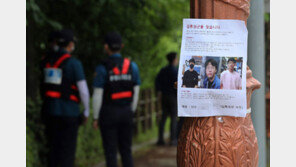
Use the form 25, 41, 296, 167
104, 32, 122, 52
59, 29, 77, 43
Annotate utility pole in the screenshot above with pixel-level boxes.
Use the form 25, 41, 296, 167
247, 0, 266, 166
177, 1, 262, 166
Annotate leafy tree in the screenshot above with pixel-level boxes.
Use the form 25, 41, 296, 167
26, 1, 189, 165
27, 0, 189, 97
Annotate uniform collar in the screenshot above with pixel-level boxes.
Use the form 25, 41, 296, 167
59, 48, 70, 55
110, 53, 121, 58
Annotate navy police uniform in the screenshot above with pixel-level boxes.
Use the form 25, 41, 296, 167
40, 48, 85, 167
93, 53, 140, 167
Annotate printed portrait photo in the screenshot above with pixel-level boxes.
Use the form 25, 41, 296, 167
181, 56, 243, 90
181, 56, 202, 88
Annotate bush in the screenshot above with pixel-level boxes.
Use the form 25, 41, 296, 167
26, 96, 47, 167
26, 96, 167, 167
75, 100, 105, 166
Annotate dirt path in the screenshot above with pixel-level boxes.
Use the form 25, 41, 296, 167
94, 134, 177, 167
133, 145, 177, 167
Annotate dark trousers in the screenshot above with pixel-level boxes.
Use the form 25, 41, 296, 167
43, 115, 79, 167
158, 94, 178, 143
99, 105, 134, 167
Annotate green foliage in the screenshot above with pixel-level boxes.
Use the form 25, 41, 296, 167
264, 13, 270, 22
133, 112, 171, 144
26, 127, 41, 167
75, 100, 105, 166
27, 0, 189, 166
26, 97, 47, 167
26, 0, 189, 97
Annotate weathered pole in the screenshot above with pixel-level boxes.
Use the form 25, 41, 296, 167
247, 0, 266, 166
177, 0, 261, 166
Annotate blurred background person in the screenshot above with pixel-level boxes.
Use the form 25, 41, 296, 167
92, 32, 141, 167
40, 29, 90, 167
155, 52, 178, 146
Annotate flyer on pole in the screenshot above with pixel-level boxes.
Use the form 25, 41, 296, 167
177, 19, 248, 117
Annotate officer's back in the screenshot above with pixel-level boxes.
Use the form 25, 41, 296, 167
42, 36, 85, 117
92, 32, 140, 167
40, 29, 90, 167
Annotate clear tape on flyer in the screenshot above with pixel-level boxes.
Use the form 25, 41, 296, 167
246, 108, 251, 114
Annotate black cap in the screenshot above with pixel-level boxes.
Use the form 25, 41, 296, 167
59, 29, 76, 43
104, 32, 122, 51
189, 58, 195, 64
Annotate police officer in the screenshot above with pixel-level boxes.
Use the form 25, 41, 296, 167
155, 52, 178, 146
40, 29, 90, 167
92, 32, 141, 167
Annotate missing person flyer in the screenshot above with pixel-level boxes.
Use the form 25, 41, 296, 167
178, 19, 248, 117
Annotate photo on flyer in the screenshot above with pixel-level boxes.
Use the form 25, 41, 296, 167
181, 56, 243, 90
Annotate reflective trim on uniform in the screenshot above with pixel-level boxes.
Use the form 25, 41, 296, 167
46, 53, 71, 68
109, 74, 132, 82
44, 53, 80, 103
46, 91, 61, 98
46, 91, 79, 102
112, 67, 121, 75
71, 85, 78, 90
111, 58, 131, 75
111, 91, 132, 100
69, 95, 79, 102
121, 58, 130, 74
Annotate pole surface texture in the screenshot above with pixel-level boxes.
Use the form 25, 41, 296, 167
177, 0, 261, 167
